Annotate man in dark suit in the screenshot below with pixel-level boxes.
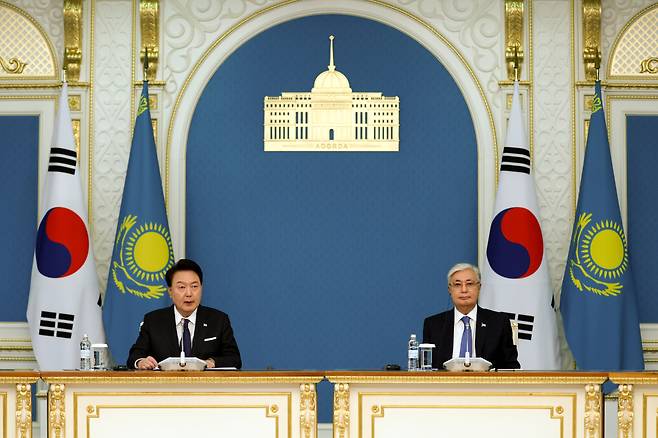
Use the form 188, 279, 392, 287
127, 259, 242, 369
423, 263, 519, 370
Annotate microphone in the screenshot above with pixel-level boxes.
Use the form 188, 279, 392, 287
464, 351, 471, 367
179, 349, 187, 367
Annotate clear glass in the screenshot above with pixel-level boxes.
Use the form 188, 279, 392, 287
419, 345, 433, 371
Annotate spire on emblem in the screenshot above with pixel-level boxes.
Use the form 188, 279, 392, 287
328, 35, 335, 71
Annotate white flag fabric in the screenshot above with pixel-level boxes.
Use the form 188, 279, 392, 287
479, 81, 560, 370
26, 83, 105, 370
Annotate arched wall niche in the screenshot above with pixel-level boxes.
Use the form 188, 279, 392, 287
165, 0, 498, 262
0, 1, 58, 81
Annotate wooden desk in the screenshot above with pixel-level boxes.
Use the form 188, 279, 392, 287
41, 370, 324, 438
610, 371, 658, 438
326, 371, 607, 438
0, 371, 39, 438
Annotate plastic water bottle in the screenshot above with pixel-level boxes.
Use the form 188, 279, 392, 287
80, 334, 92, 370
407, 334, 419, 371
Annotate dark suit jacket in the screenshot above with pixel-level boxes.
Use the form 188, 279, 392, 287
423, 306, 520, 370
127, 305, 242, 369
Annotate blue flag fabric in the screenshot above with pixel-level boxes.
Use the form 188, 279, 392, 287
560, 81, 644, 371
103, 82, 175, 365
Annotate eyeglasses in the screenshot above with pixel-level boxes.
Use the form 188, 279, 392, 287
449, 281, 480, 290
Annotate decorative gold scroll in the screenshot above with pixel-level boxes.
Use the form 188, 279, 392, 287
300, 383, 316, 438
333, 382, 349, 438
15, 383, 31, 438
48, 383, 65, 438
504, 0, 524, 80
582, 0, 601, 81
0, 57, 27, 74
140, 0, 159, 80
584, 383, 601, 438
64, 0, 83, 81
617, 384, 633, 438
639, 57, 658, 74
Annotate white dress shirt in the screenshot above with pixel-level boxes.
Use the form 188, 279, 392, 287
174, 306, 198, 351
451, 306, 478, 358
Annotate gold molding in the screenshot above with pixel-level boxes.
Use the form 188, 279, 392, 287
165, 0, 499, 206
617, 383, 633, 438
48, 383, 65, 438
333, 383, 350, 438
0, 57, 27, 74
327, 374, 608, 385
584, 383, 601, 438
582, 0, 601, 81
139, 0, 159, 80
640, 57, 658, 74
15, 383, 31, 438
299, 383, 316, 438
41, 374, 324, 385
64, 0, 83, 82
504, 0, 524, 80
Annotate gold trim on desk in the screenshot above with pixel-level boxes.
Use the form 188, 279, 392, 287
584, 383, 601, 438
333, 383, 349, 438
48, 383, 65, 438
617, 384, 632, 438
326, 371, 608, 385
15, 383, 31, 438
358, 391, 579, 438
41, 371, 325, 385
76, 393, 290, 438
299, 383, 316, 438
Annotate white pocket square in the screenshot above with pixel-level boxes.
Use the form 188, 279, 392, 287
204, 336, 217, 342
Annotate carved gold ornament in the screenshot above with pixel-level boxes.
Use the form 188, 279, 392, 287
584, 383, 601, 438
333, 382, 350, 438
639, 57, 658, 74
582, 0, 601, 81
48, 383, 65, 438
15, 383, 31, 438
0, 56, 27, 74
64, 0, 82, 81
300, 383, 316, 438
617, 384, 633, 438
504, 1, 524, 80
140, 0, 159, 80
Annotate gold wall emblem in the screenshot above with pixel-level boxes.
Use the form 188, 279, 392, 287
264, 36, 399, 152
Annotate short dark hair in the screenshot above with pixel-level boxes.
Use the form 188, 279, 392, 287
165, 258, 203, 287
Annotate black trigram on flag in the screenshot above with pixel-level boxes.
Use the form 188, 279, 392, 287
503, 312, 534, 340
48, 147, 77, 175
39, 311, 74, 338
500, 146, 530, 174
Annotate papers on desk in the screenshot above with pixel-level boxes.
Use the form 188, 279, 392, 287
158, 357, 207, 371
206, 367, 238, 371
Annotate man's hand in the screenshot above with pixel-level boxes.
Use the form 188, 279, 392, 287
136, 356, 158, 370
205, 358, 215, 368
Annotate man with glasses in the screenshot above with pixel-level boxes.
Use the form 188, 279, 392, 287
127, 258, 242, 370
423, 263, 520, 369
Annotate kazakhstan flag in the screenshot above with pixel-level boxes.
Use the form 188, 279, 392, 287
103, 82, 175, 365
560, 81, 644, 371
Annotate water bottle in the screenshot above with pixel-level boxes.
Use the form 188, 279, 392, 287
80, 334, 92, 370
407, 334, 419, 371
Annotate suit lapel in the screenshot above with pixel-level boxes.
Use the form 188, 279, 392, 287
443, 311, 455, 356
191, 306, 205, 357
475, 306, 487, 355
166, 306, 180, 354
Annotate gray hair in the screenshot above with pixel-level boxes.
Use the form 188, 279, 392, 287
446, 263, 481, 287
